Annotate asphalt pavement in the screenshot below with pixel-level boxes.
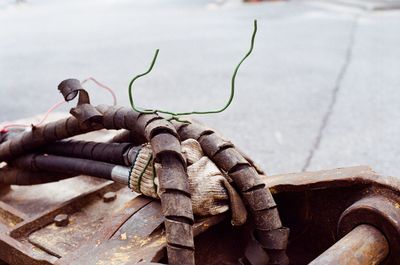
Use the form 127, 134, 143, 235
0, 0, 399, 176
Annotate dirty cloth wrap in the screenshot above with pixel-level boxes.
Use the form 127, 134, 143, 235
129, 139, 230, 216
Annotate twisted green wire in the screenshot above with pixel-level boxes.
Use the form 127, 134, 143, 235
128, 49, 160, 114
128, 19, 258, 118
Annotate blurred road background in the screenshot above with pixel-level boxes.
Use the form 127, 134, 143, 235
0, 0, 399, 176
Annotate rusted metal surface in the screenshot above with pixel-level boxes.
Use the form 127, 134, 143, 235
26, 186, 138, 259
1, 89, 400, 265
0, 175, 117, 265
338, 195, 400, 264
0, 163, 399, 264
263, 166, 400, 265
103, 191, 117, 202
53, 214, 69, 227
309, 224, 389, 265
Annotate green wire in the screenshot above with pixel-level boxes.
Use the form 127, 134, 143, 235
128, 19, 258, 119
137, 153, 153, 194
128, 49, 160, 115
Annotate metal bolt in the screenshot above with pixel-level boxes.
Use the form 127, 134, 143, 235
103, 191, 117, 202
54, 214, 69, 227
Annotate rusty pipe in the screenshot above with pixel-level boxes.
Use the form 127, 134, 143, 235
309, 224, 389, 265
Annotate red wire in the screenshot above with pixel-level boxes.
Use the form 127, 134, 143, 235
0, 100, 66, 133
0, 78, 117, 132
81, 77, 117, 106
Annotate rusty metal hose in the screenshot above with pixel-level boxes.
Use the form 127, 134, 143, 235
175, 120, 289, 265
0, 79, 195, 265
0, 78, 289, 265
